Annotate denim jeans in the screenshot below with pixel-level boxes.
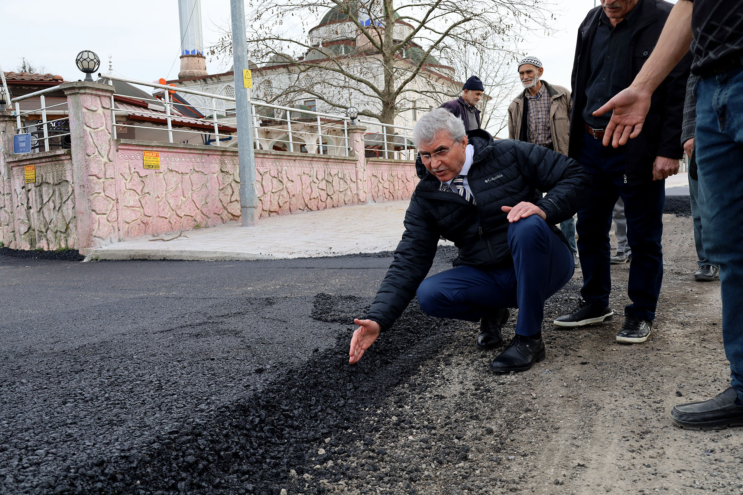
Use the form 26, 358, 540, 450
575, 130, 665, 321
695, 67, 743, 401
417, 216, 574, 337
560, 217, 577, 255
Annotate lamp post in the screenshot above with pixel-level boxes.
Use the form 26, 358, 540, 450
346, 106, 358, 125
75, 50, 100, 82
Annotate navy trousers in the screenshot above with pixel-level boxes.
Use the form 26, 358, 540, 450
416, 216, 574, 337
575, 130, 665, 321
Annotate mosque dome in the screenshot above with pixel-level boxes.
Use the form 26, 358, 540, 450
315, 2, 400, 27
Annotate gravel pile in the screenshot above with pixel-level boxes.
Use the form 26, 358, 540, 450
663, 195, 691, 217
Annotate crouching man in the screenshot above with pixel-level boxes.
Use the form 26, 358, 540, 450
349, 108, 588, 373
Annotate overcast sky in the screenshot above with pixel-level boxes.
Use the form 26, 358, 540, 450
2, 0, 674, 122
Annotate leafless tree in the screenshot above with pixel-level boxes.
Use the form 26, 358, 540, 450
15, 58, 47, 75
210, 0, 555, 130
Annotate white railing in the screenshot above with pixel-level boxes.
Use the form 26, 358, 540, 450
358, 118, 416, 161
10, 85, 70, 153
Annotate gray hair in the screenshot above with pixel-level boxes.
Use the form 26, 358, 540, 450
413, 108, 466, 147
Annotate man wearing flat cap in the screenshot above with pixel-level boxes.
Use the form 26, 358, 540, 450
440, 76, 484, 131
508, 56, 577, 258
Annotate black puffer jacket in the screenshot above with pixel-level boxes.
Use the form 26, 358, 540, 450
366, 129, 588, 331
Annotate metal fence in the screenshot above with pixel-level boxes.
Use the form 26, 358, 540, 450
10, 86, 70, 152
10, 74, 418, 161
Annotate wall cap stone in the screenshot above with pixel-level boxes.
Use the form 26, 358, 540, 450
255, 149, 357, 163
118, 139, 239, 154
59, 81, 116, 95
367, 158, 416, 164
7, 149, 72, 165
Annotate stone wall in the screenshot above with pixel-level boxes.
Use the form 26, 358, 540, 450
114, 141, 242, 241
366, 158, 419, 203
1, 151, 76, 250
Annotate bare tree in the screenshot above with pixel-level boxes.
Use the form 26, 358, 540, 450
15, 57, 47, 75
210, 0, 555, 128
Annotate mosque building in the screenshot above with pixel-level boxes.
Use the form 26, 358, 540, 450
169, 0, 463, 154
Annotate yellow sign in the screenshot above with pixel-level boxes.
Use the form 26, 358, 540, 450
243, 69, 253, 89
24, 165, 36, 184
143, 151, 161, 170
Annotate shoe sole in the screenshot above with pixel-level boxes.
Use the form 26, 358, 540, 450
616, 331, 651, 344
554, 312, 614, 328
694, 276, 718, 282
610, 260, 630, 265
671, 417, 743, 430
489, 350, 546, 374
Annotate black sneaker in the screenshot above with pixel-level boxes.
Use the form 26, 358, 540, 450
554, 300, 614, 328
615, 316, 652, 344
694, 264, 720, 282
610, 252, 631, 264
477, 308, 509, 350
489, 335, 545, 374
671, 387, 743, 430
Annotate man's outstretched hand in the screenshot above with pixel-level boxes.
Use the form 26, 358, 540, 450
593, 86, 653, 148
501, 202, 546, 223
349, 319, 381, 364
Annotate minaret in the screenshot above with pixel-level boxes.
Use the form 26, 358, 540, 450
178, 0, 208, 79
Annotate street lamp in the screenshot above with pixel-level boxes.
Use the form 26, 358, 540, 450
75, 50, 100, 82
346, 106, 359, 125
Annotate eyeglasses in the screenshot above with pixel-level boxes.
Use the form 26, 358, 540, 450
418, 142, 457, 164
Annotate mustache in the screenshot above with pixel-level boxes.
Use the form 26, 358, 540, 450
603, 2, 622, 7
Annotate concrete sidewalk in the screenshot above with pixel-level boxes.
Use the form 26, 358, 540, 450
87, 201, 425, 261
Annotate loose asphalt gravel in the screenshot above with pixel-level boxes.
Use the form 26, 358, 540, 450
0, 245, 468, 494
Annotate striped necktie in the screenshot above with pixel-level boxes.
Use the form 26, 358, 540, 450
451, 175, 475, 205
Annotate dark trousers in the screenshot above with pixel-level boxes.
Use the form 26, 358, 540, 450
696, 67, 743, 401
575, 130, 665, 321
416, 216, 574, 337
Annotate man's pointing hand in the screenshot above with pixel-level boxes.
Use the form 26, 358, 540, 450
593, 86, 653, 148
349, 319, 381, 364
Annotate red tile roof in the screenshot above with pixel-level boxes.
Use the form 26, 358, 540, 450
3, 72, 64, 83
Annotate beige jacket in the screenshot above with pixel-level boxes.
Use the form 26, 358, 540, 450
507, 81, 572, 156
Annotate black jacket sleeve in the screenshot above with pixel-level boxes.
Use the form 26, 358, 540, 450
656, 52, 692, 159
365, 197, 441, 331
511, 140, 589, 225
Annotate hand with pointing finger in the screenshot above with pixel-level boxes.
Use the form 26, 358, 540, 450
592, 86, 653, 148
349, 319, 381, 364
501, 202, 546, 223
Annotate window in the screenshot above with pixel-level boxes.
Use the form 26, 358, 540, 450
304, 100, 317, 112
223, 85, 235, 98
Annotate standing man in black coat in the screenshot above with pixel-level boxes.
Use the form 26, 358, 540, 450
440, 76, 483, 131
348, 109, 587, 373
555, 0, 691, 344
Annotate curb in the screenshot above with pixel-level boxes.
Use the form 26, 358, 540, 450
85, 249, 277, 262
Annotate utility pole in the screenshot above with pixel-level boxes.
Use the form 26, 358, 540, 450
230, 0, 259, 226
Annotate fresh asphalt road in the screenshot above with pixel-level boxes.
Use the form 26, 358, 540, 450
1, 252, 448, 492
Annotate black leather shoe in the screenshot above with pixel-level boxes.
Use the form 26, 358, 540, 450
671, 387, 743, 430
477, 308, 509, 350
554, 300, 613, 328
615, 316, 652, 344
489, 335, 545, 374
694, 264, 720, 281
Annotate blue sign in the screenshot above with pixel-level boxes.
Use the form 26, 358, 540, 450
13, 134, 32, 154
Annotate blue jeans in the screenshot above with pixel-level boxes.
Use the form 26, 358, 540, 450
560, 217, 577, 255
417, 216, 574, 337
695, 67, 743, 401
687, 153, 714, 267
575, 130, 665, 321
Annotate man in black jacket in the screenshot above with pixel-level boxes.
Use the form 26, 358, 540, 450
348, 109, 587, 373
555, 0, 691, 344
440, 76, 483, 131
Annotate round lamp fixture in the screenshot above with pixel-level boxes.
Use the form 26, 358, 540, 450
346, 106, 359, 124
76, 50, 100, 82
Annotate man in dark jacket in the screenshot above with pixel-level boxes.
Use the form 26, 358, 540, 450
555, 0, 691, 344
348, 109, 587, 373
440, 76, 483, 131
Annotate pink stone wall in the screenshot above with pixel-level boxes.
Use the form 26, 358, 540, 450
113, 142, 242, 241
1, 151, 77, 251
254, 151, 361, 217
366, 159, 419, 203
